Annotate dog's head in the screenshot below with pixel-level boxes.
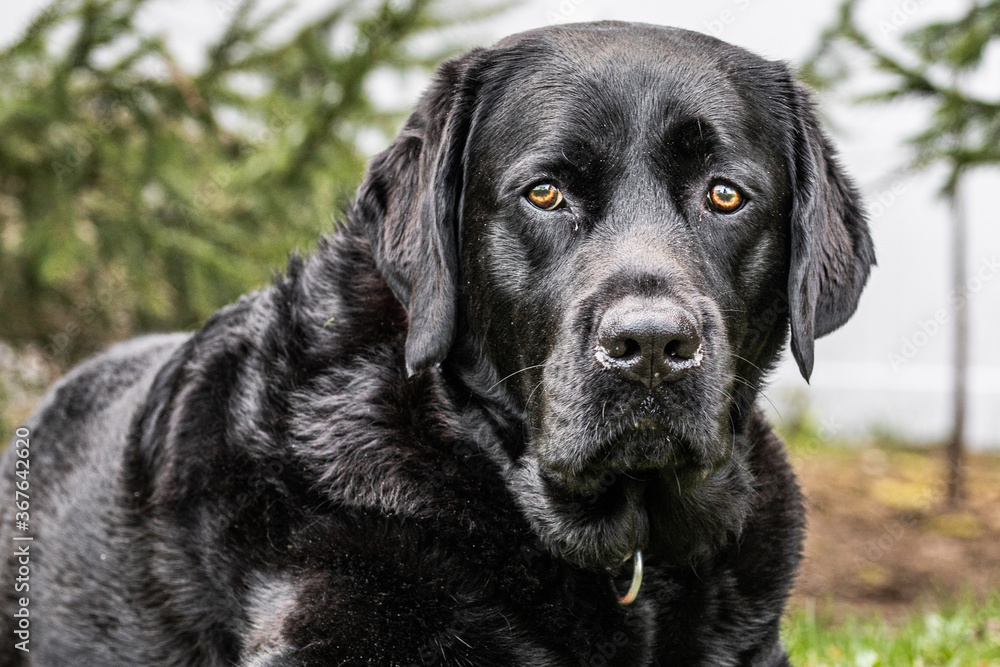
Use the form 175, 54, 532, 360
355, 23, 873, 569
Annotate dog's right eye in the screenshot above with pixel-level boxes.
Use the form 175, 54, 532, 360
526, 184, 564, 210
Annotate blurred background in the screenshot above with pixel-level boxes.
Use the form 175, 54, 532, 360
1, 0, 998, 662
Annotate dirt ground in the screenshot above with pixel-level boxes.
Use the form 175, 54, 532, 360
790, 438, 1000, 620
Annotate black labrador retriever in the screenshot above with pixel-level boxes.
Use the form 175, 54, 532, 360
0, 22, 873, 666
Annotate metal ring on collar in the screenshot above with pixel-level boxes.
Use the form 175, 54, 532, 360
617, 550, 643, 605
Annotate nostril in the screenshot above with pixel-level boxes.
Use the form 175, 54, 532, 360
607, 337, 642, 360
664, 337, 700, 362
601, 336, 642, 361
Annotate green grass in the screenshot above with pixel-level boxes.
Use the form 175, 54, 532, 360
783, 595, 1000, 666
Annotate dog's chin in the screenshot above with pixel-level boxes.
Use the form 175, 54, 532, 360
509, 450, 755, 571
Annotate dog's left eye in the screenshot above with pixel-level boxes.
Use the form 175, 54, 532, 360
526, 183, 564, 210
706, 183, 744, 213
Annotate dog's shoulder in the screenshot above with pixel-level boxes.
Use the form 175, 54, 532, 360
12, 333, 188, 490
30, 333, 189, 431
122, 225, 519, 536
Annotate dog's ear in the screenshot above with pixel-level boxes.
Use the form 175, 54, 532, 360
354, 50, 485, 377
783, 78, 875, 382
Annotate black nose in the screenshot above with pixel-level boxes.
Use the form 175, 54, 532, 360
595, 303, 702, 388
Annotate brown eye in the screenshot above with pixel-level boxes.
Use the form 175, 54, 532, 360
707, 183, 744, 213
527, 183, 564, 210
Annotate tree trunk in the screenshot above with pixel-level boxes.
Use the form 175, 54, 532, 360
946, 180, 969, 508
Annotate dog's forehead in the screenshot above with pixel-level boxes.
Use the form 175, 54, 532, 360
492, 21, 750, 67
477, 22, 781, 155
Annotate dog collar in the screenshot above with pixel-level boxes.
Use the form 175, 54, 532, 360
616, 550, 643, 605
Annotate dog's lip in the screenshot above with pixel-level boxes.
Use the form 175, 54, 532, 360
541, 425, 708, 487
542, 451, 711, 500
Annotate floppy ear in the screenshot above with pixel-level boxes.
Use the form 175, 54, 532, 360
353, 50, 485, 377
784, 79, 876, 382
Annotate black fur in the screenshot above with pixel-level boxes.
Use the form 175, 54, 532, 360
0, 22, 873, 666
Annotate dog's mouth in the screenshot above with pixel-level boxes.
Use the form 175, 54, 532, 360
539, 402, 727, 494
545, 443, 711, 498
507, 328, 746, 570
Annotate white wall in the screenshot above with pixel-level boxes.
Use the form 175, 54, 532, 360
3, 0, 997, 447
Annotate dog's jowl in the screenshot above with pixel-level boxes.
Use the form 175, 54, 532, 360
0, 22, 873, 666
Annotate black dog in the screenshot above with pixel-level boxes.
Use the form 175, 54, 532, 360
1, 22, 873, 666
